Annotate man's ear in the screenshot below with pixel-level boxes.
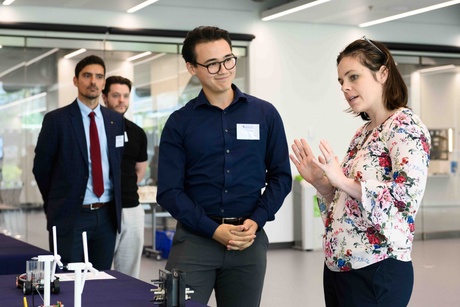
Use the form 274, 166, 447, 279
186, 62, 197, 76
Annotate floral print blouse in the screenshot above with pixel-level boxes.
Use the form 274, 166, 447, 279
318, 108, 431, 272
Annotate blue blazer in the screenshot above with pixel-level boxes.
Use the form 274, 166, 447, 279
33, 100, 124, 235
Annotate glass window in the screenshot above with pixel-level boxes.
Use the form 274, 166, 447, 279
0, 35, 248, 206
394, 52, 460, 239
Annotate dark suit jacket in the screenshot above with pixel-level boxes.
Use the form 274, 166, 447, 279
33, 100, 124, 235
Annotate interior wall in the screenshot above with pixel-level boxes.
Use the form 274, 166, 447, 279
2, 5, 460, 243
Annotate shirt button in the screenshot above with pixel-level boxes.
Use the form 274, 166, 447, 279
226, 149, 230, 153
226, 170, 230, 173
224, 190, 228, 193
225, 129, 228, 133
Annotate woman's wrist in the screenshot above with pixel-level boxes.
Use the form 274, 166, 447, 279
319, 187, 336, 198
315, 176, 334, 196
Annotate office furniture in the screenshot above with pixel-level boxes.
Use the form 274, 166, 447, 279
0, 186, 25, 237
139, 186, 173, 260
292, 179, 323, 251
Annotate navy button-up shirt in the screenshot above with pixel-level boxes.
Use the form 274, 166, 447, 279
157, 84, 292, 238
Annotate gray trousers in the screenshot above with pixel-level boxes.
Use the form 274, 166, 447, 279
166, 222, 268, 307
113, 205, 145, 278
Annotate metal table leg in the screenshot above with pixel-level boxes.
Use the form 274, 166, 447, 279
143, 202, 171, 261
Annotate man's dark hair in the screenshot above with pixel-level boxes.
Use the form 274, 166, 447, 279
182, 26, 232, 64
102, 76, 133, 96
75, 55, 106, 78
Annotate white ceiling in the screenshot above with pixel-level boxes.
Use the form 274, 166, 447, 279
5, 0, 460, 27
263, 0, 460, 26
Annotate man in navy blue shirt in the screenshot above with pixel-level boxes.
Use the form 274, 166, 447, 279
157, 26, 292, 307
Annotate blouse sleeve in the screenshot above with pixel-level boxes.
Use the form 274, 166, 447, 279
360, 111, 431, 230
316, 190, 335, 224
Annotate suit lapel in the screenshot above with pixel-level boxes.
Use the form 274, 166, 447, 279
101, 106, 116, 160
70, 100, 89, 165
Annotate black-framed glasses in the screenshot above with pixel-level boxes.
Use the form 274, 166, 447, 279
362, 36, 386, 60
195, 56, 238, 74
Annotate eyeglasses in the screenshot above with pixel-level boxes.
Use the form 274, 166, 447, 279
362, 36, 386, 60
195, 56, 237, 74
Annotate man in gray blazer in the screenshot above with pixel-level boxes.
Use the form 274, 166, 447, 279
33, 55, 124, 270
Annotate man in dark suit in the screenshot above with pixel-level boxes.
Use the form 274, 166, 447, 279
33, 55, 124, 270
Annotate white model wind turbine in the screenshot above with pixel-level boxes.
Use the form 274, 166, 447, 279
50, 226, 63, 281
66, 231, 99, 307
36, 225, 63, 306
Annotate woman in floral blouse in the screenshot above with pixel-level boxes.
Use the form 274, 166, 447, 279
290, 37, 430, 306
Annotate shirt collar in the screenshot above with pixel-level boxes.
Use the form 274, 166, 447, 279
77, 98, 102, 118
194, 84, 247, 109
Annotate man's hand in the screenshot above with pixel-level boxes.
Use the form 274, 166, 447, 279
212, 219, 258, 251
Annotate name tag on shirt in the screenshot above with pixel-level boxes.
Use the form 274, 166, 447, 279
116, 135, 124, 147
237, 124, 259, 140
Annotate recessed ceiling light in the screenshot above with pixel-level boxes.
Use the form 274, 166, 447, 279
127, 51, 152, 62
360, 0, 460, 27
64, 49, 87, 59
127, 0, 159, 13
418, 64, 456, 74
2, 0, 15, 5
261, 0, 331, 21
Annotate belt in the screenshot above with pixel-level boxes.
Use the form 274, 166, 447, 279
82, 202, 110, 210
209, 216, 248, 225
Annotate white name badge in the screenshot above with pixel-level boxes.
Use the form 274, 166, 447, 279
116, 135, 124, 147
237, 124, 260, 140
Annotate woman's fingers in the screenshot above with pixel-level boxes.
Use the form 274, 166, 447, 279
318, 155, 326, 164
289, 153, 300, 167
291, 139, 311, 161
300, 138, 315, 157
319, 140, 335, 164
290, 144, 304, 163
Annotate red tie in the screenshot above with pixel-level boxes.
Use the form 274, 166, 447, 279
89, 112, 104, 197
